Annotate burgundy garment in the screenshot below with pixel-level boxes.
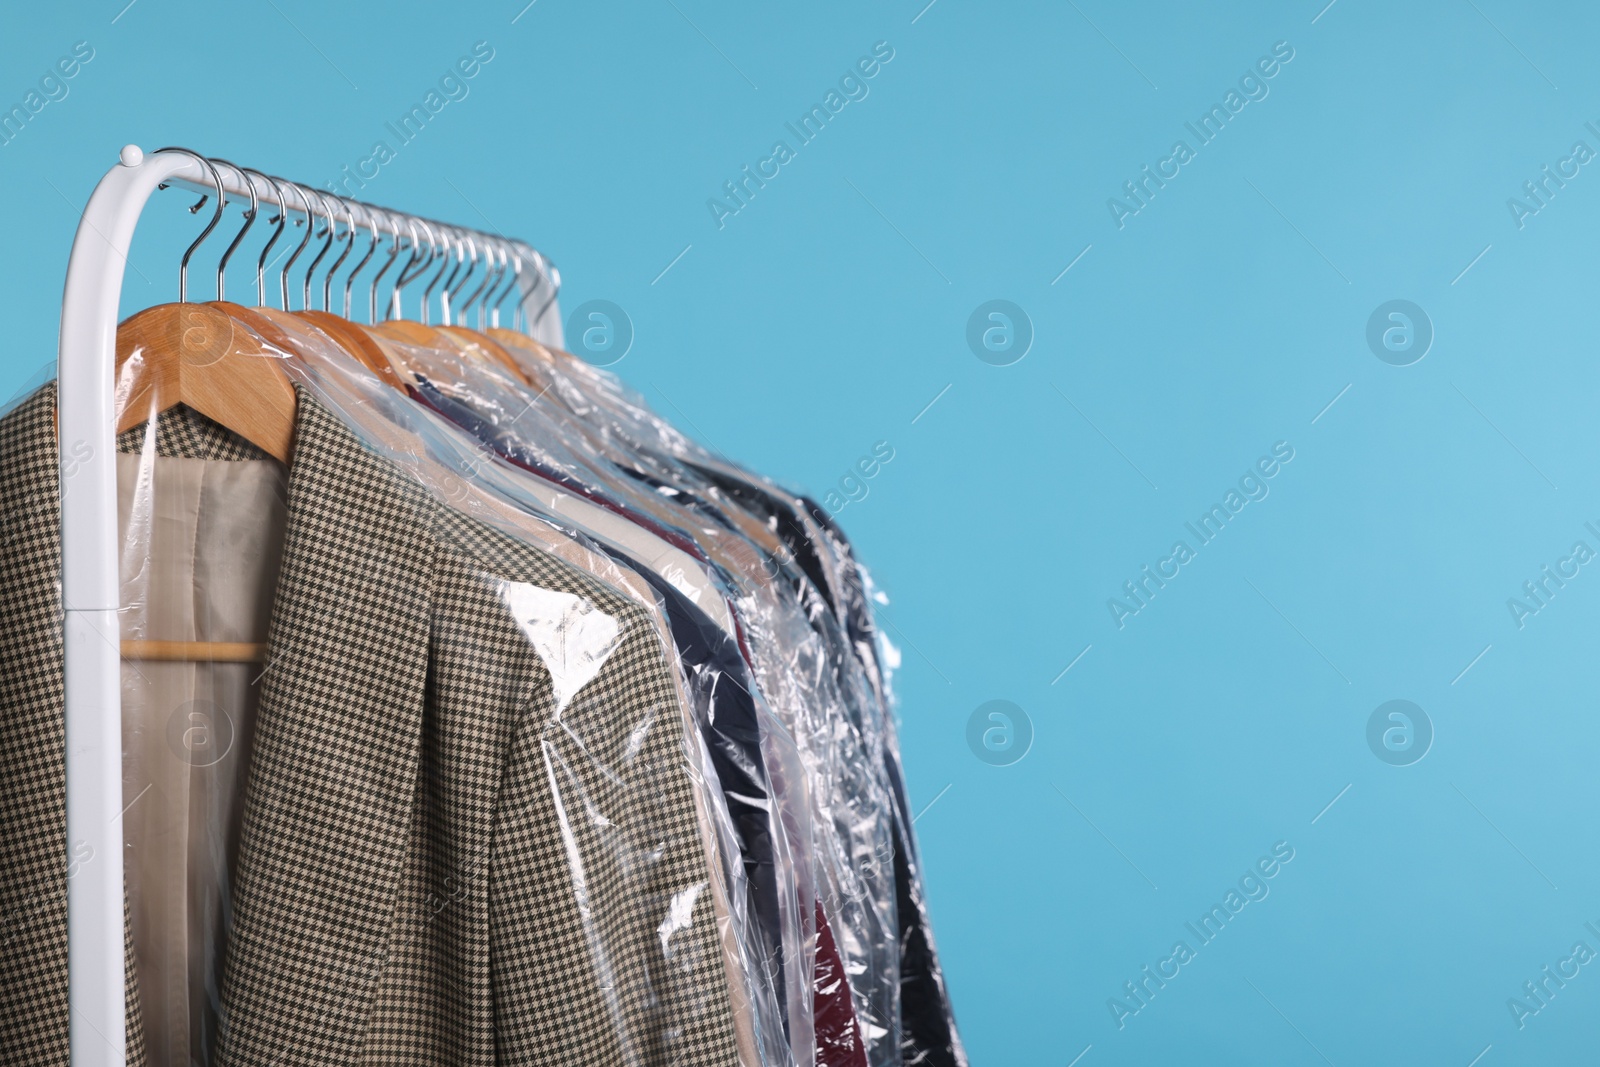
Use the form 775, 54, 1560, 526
813, 900, 868, 1067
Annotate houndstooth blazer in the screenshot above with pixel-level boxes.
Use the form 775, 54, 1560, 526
0, 381, 740, 1067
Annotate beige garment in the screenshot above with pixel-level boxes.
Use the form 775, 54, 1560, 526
116, 448, 287, 1067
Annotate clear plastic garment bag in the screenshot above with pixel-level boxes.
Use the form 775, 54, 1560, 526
16, 146, 966, 1067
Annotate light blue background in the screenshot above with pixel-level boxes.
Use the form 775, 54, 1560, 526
5, 1, 1600, 1063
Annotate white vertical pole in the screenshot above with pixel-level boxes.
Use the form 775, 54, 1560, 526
57, 145, 200, 1067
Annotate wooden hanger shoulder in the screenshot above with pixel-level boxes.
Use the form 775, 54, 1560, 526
484, 328, 564, 393
115, 302, 295, 464
296, 309, 409, 389
368, 319, 453, 379
372, 319, 529, 386
486, 327, 560, 367
370, 319, 442, 347
441, 325, 534, 384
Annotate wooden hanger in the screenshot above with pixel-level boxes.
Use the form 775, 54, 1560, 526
213, 303, 410, 398
115, 302, 296, 463
371, 319, 533, 385
442, 325, 535, 384
294, 309, 408, 390
490, 330, 602, 419
122, 640, 265, 663
114, 301, 296, 665
485, 328, 556, 362
231, 306, 442, 468
215, 302, 299, 355
368, 319, 456, 378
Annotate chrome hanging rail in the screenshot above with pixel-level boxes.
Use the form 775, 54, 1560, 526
147, 145, 561, 330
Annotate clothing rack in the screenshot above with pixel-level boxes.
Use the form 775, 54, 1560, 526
55, 145, 562, 1067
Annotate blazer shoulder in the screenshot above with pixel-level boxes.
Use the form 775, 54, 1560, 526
421, 490, 651, 631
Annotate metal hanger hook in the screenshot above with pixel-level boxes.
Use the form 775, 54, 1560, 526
444, 231, 482, 327
278, 180, 317, 310
247, 170, 289, 306
342, 204, 383, 320
320, 196, 359, 314
209, 158, 259, 303
472, 244, 509, 330
436, 230, 470, 326
302, 190, 340, 311
395, 218, 439, 322
155, 147, 227, 303
489, 247, 523, 330
460, 240, 502, 329
513, 244, 560, 335
368, 214, 406, 325
420, 225, 459, 326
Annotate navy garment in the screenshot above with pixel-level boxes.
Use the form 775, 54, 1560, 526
608, 554, 787, 1036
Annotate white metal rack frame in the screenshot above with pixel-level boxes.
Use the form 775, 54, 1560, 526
54, 145, 560, 1066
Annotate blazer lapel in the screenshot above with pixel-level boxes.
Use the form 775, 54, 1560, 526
218, 388, 436, 1067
